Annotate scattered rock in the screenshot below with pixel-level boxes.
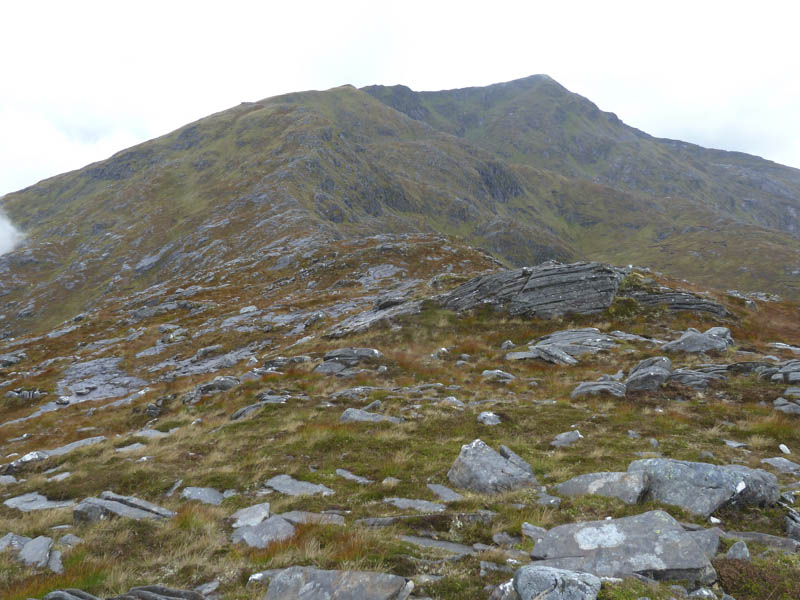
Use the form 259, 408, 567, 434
231, 502, 271, 528
513, 565, 601, 600
264, 474, 334, 496
384, 497, 445, 512
627, 458, 779, 517
570, 380, 626, 399
551, 430, 583, 448
529, 510, 716, 585
663, 327, 734, 354
478, 411, 501, 425
280, 511, 345, 526
625, 356, 672, 392
232, 515, 295, 548
340, 408, 403, 424
760, 456, 800, 474
726, 540, 750, 560
181, 487, 225, 505
482, 369, 516, 383
263, 566, 413, 600
555, 472, 648, 504
336, 468, 373, 485
4, 492, 73, 512
73, 491, 175, 522
447, 439, 537, 494
427, 483, 464, 502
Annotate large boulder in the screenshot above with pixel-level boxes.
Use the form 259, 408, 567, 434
554, 472, 648, 504
625, 356, 672, 392
447, 439, 537, 494
663, 327, 733, 354
627, 458, 778, 517
529, 510, 716, 585
513, 565, 601, 600
263, 566, 413, 599
440, 262, 624, 318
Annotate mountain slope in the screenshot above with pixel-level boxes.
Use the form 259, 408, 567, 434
1, 78, 799, 339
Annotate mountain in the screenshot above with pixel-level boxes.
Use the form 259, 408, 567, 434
1, 76, 799, 338
1, 77, 800, 600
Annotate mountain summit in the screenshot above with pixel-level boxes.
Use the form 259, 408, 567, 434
1, 75, 799, 336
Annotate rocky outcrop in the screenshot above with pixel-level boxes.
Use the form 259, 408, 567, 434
43, 586, 203, 600
440, 262, 624, 318
315, 347, 384, 375
627, 458, 778, 517
621, 289, 729, 318
529, 510, 716, 585
447, 439, 537, 494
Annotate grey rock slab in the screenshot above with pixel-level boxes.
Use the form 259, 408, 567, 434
627, 458, 779, 517
626, 356, 672, 392
447, 439, 537, 494
513, 565, 602, 600
0, 532, 32, 550
522, 523, 548, 542
726, 540, 750, 560
427, 483, 464, 502
280, 510, 345, 526
116, 442, 145, 453
231, 502, 271, 528
45, 435, 106, 457
670, 368, 725, 390
663, 327, 733, 354
555, 471, 647, 504
324, 300, 422, 339
232, 515, 296, 548
58, 533, 83, 547
760, 456, 800, 473
686, 527, 723, 559
530, 510, 716, 585
774, 397, 800, 415
399, 534, 474, 556
264, 474, 334, 496
0, 474, 18, 485
4, 492, 74, 512
19, 535, 53, 567
323, 347, 383, 365
99, 491, 175, 518
181, 486, 225, 505
336, 468, 373, 484
47, 548, 64, 573
727, 529, 800, 552
482, 369, 516, 382
551, 430, 583, 448
478, 411, 502, 425
570, 381, 626, 399
340, 408, 404, 424
384, 497, 445, 512
440, 262, 624, 318
264, 566, 413, 600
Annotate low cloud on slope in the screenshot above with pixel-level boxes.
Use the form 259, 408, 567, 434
0, 210, 24, 255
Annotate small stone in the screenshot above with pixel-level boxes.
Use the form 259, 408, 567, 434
336, 468, 373, 485
521, 522, 547, 542
478, 411, 501, 426
384, 497, 445, 512
780, 444, 791, 455
551, 430, 583, 448
427, 483, 464, 502
231, 502, 271, 528
382, 477, 401, 487
181, 487, 225, 505
232, 515, 295, 548
726, 540, 750, 560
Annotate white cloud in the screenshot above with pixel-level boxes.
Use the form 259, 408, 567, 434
0, 210, 24, 255
0, 0, 798, 197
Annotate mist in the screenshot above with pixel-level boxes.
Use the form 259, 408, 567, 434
0, 210, 24, 255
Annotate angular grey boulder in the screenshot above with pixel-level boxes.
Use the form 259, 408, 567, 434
570, 381, 626, 399
340, 408, 403, 424
626, 356, 672, 392
554, 472, 648, 504
232, 515, 295, 549
663, 327, 733, 354
440, 262, 624, 318
627, 458, 779, 517
551, 430, 583, 448
513, 565, 601, 600
263, 566, 413, 600
4, 492, 74, 512
447, 439, 537, 494
181, 486, 225, 505
19, 535, 53, 567
231, 502, 271, 528
264, 474, 334, 496
530, 510, 716, 585
74, 491, 175, 522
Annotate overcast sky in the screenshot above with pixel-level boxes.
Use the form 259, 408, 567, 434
1, 0, 799, 201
